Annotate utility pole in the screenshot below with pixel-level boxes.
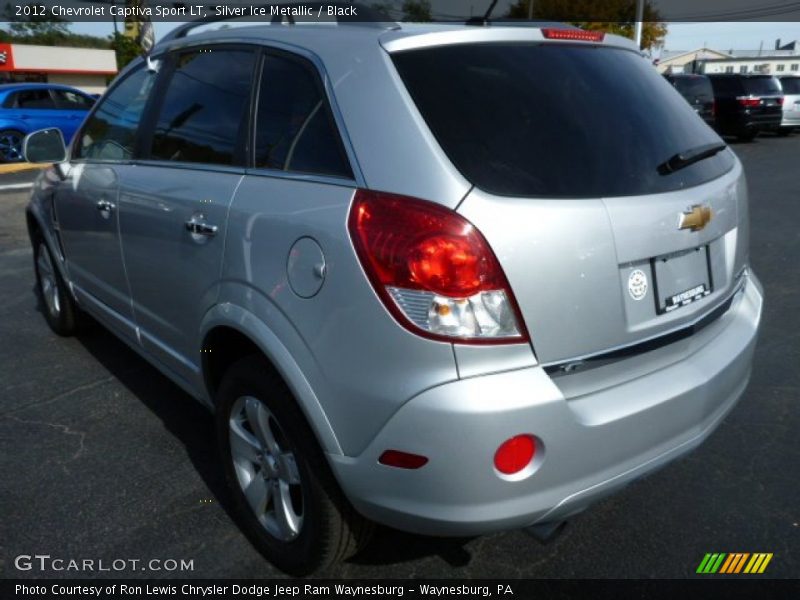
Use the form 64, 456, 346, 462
634, 0, 644, 49
528, 0, 534, 20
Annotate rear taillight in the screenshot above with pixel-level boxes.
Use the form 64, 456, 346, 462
541, 28, 605, 42
777, 97, 784, 106
737, 97, 762, 107
348, 190, 528, 344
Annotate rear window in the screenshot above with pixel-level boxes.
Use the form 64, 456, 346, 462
672, 76, 713, 99
743, 76, 782, 96
392, 43, 734, 198
780, 77, 800, 94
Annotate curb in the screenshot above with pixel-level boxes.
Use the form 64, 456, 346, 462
0, 163, 49, 175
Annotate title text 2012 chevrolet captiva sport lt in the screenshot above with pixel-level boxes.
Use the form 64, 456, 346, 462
24, 15, 763, 574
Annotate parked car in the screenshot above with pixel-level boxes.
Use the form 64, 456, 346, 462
663, 73, 716, 127
24, 19, 763, 575
706, 73, 784, 141
0, 83, 95, 162
777, 75, 800, 134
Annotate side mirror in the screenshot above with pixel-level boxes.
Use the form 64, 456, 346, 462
23, 128, 67, 164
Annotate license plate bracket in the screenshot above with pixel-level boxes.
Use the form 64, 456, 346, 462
653, 246, 712, 314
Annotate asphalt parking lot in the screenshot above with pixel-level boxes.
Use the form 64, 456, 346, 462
1, 135, 798, 580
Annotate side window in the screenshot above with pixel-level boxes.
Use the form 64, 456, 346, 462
52, 89, 94, 110
255, 54, 352, 179
14, 89, 56, 109
76, 66, 156, 161
149, 49, 255, 166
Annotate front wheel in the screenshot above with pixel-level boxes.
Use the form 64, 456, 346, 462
215, 356, 372, 575
0, 129, 25, 162
34, 239, 82, 336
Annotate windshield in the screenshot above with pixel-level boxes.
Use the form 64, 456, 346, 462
392, 43, 734, 198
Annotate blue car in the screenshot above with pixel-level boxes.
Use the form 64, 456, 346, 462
0, 83, 95, 162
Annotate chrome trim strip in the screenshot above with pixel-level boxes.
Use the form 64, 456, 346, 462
541, 270, 749, 369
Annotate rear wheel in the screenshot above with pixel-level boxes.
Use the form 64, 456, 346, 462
775, 128, 792, 136
34, 239, 82, 336
736, 130, 758, 142
215, 356, 372, 575
0, 129, 25, 162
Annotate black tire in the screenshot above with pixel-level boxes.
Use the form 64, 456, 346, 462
33, 237, 82, 336
737, 130, 758, 142
215, 355, 373, 575
0, 129, 25, 162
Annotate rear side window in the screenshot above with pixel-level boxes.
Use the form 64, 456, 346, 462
12, 89, 56, 109
254, 53, 352, 178
744, 76, 782, 95
149, 49, 255, 166
781, 78, 800, 94
672, 77, 713, 100
52, 89, 94, 110
76, 67, 156, 161
393, 43, 734, 198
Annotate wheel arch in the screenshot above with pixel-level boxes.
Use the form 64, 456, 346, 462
200, 304, 343, 456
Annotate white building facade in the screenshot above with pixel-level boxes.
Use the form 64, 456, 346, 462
0, 43, 117, 94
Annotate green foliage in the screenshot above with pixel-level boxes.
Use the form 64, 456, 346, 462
110, 32, 141, 70
507, 0, 668, 51
402, 0, 432, 22
0, 4, 110, 49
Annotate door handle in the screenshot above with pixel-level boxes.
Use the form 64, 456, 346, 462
185, 218, 218, 237
96, 199, 115, 212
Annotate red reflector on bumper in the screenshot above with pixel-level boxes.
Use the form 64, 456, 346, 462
494, 435, 536, 475
379, 450, 429, 469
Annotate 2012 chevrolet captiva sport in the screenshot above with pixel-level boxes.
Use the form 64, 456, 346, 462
24, 16, 763, 574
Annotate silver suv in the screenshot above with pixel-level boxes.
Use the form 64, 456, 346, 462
25, 18, 763, 574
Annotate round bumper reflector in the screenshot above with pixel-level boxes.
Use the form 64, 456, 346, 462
494, 435, 536, 475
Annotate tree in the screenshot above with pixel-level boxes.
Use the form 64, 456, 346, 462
110, 32, 141, 70
507, 0, 667, 51
1, 4, 109, 49
402, 0, 432, 22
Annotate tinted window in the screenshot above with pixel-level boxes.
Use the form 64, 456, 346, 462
13, 89, 56, 109
254, 54, 352, 178
780, 77, 800, 94
672, 76, 713, 99
150, 49, 254, 165
52, 89, 94, 110
709, 76, 743, 95
743, 76, 782, 95
393, 44, 733, 198
76, 67, 156, 160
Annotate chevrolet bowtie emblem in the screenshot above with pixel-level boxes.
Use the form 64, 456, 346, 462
678, 204, 712, 232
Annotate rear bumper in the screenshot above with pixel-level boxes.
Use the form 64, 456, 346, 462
329, 272, 763, 536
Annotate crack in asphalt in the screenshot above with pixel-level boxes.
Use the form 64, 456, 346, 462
0, 376, 115, 417
5, 414, 87, 460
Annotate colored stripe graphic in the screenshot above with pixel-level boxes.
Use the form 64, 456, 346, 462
697, 553, 727, 573
699, 552, 773, 574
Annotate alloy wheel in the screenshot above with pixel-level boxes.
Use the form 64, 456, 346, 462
36, 243, 61, 317
229, 396, 304, 541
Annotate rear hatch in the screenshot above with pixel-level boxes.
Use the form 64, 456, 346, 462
741, 76, 784, 124
390, 34, 749, 364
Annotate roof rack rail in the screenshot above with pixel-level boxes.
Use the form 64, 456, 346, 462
159, 2, 393, 46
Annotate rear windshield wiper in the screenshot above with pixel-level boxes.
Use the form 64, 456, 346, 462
657, 143, 727, 175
